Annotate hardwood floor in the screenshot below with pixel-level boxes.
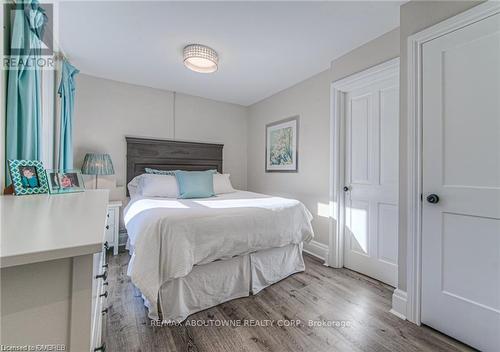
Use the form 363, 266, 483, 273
105, 251, 473, 352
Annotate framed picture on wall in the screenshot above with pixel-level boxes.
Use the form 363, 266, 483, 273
265, 115, 299, 172
8, 159, 49, 195
46, 169, 85, 194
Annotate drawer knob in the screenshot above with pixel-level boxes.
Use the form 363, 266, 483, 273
104, 241, 109, 250
107, 213, 110, 218
95, 271, 108, 281
103, 281, 109, 286
102, 308, 108, 315
102, 263, 108, 269
100, 291, 108, 298
94, 343, 106, 352
105, 225, 110, 230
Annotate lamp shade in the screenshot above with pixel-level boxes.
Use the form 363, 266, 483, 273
81, 153, 114, 175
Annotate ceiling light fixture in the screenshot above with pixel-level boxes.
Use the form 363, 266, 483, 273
183, 44, 218, 73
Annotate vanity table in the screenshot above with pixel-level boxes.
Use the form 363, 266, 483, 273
0, 190, 109, 351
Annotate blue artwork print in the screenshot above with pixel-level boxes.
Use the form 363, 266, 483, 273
270, 127, 293, 165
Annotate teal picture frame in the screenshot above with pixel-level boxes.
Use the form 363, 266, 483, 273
8, 159, 49, 195
46, 169, 85, 194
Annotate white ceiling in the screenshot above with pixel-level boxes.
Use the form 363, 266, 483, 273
59, 1, 401, 106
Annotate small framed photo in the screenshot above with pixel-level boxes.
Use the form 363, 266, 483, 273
8, 159, 49, 195
46, 169, 85, 194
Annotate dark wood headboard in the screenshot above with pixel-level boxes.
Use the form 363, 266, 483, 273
126, 137, 223, 195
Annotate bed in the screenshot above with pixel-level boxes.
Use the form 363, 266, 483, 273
124, 137, 314, 322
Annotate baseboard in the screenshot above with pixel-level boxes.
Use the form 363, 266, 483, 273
390, 288, 407, 320
303, 240, 329, 264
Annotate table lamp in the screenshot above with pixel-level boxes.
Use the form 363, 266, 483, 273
81, 153, 115, 189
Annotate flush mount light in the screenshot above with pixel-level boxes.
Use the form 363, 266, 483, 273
183, 44, 218, 73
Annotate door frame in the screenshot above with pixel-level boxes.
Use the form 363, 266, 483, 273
405, 1, 500, 325
328, 57, 400, 269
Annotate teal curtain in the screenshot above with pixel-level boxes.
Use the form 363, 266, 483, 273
58, 59, 79, 170
6, 0, 47, 182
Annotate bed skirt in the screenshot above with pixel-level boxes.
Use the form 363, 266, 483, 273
143, 243, 305, 322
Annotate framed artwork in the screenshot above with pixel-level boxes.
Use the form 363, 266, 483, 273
265, 115, 299, 172
8, 159, 49, 195
46, 169, 85, 194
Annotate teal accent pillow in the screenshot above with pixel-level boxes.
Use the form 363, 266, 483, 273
175, 170, 215, 199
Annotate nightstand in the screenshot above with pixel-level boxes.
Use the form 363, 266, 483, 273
105, 200, 122, 255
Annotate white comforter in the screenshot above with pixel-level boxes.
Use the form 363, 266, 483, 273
124, 191, 314, 318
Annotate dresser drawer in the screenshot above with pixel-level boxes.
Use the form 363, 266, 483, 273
92, 294, 106, 352
91, 246, 107, 351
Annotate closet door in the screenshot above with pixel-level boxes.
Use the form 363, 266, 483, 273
421, 12, 500, 352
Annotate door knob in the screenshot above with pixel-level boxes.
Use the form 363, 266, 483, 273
426, 194, 440, 204
343, 186, 350, 192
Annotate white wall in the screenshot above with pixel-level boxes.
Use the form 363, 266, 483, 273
247, 70, 331, 246
246, 28, 400, 250
331, 28, 400, 82
175, 93, 247, 190
73, 74, 248, 198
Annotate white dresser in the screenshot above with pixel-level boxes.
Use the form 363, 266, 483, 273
0, 190, 110, 351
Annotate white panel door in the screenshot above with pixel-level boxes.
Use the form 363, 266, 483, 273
422, 12, 500, 352
344, 75, 399, 287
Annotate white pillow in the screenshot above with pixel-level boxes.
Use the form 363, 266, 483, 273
140, 174, 179, 198
213, 173, 236, 194
127, 174, 143, 198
